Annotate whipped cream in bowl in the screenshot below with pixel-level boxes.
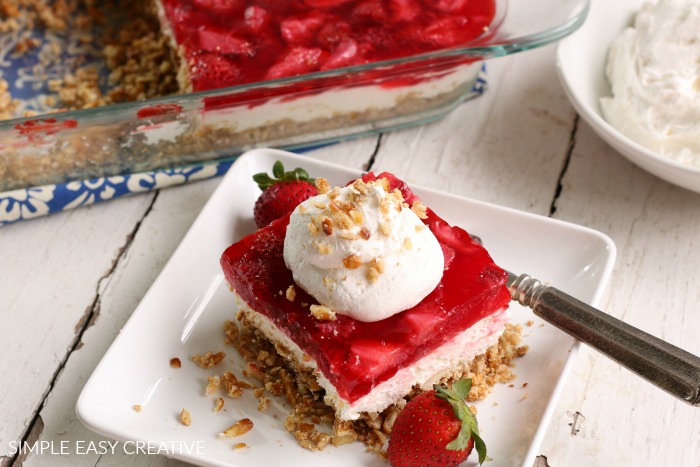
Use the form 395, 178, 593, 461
283, 177, 444, 322
556, 0, 700, 193
600, 0, 700, 168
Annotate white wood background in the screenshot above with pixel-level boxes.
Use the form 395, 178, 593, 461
2, 43, 700, 466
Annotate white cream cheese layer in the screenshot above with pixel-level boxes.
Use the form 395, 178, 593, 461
235, 293, 509, 421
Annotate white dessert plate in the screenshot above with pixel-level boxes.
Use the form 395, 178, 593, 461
556, 0, 700, 193
77, 148, 616, 467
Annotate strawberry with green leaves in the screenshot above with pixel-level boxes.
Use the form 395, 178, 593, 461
388, 379, 490, 467
252, 161, 317, 228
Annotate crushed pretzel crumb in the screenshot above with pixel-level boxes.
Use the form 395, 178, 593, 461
367, 257, 385, 284
411, 201, 428, 219
367, 267, 379, 284
219, 418, 254, 438
285, 285, 296, 302
332, 210, 353, 230
191, 351, 226, 368
342, 254, 362, 270
225, 293, 528, 453
307, 222, 319, 236
206, 375, 221, 396
379, 222, 392, 236
321, 217, 333, 235
258, 395, 271, 411
340, 231, 359, 240
327, 187, 341, 199
223, 320, 239, 346
180, 408, 192, 426
315, 178, 330, 195
214, 397, 224, 413
310, 304, 336, 321
221, 371, 244, 398
132, 404, 142, 413
170, 357, 182, 369
352, 179, 368, 195
349, 209, 363, 224
313, 241, 332, 255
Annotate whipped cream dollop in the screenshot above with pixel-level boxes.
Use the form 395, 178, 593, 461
600, 0, 700, 167
283, 177, 444, 322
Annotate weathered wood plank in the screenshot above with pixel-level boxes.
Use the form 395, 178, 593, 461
0, 194, 156, 463
541, 119, 700, 466
16, 142, 377, 466
376, 44, 575, 216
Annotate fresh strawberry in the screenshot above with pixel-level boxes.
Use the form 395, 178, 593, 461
197, 29, 254, 56
348, 338, 404, 375
279, 12, 328, 45
189, 52, 244, 90
419, 17, 473, 47
321, 39, 363, 70
263, 46, 328, 80
387, 379, 490, 467
316, 19, 352, 49
243, 5, 270, 33
360, 26, 396, 53
252, 161, 318, 228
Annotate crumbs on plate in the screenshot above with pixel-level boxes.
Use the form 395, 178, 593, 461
174, 318, 528, 452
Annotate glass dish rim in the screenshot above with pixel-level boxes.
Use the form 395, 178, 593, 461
0, 0, 590, 128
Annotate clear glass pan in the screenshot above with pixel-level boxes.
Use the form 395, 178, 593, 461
0, 0, 589, 192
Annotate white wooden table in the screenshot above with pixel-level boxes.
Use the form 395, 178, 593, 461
2, 43, 700, 467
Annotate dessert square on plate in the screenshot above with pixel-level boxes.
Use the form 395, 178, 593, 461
77, 148, 616, 467
220, 168, 513, 420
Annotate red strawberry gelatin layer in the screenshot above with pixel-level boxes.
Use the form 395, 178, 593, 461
220, 173, 510, 404
157, 0, 497, 92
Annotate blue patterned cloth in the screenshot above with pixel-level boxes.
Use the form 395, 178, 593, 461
0, 162, 233, 226
0, 65, 487, 226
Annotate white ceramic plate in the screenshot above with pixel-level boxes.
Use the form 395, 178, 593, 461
556, 0, 700, 193
77, 148, 616, 467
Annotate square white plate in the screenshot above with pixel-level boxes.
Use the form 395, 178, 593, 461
77, 148, 616, 467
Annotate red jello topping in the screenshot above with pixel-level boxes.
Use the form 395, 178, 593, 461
158, 0, 496, 92
220, 173, 510, 403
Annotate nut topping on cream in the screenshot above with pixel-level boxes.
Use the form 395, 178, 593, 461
283, 177, 444, 322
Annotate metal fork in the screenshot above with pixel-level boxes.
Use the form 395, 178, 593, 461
472, 235, 700, 406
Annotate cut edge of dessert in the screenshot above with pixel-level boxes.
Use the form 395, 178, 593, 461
217, 160, 528, 463
149, 0, 494, 136
1, 1, 492, 194
231, 289, 512, 421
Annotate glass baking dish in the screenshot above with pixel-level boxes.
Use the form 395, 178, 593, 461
0, 0, 589, 192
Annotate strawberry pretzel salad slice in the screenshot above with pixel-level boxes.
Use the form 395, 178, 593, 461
219, 162, 528, 460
